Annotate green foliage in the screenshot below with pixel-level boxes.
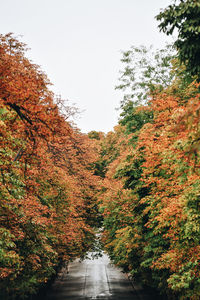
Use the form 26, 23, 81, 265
119, 100, 153, 136
98, 40, 200, 299
156, 0, 200, 80
116, 44, 176, 107
88, 130, 104, 140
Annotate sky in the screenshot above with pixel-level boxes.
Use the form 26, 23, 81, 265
1, 0, 173, 133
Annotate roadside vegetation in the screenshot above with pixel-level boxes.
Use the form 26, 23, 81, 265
1, 1, 200, 299
0, 33, 101, 299
91, 1, 200, 299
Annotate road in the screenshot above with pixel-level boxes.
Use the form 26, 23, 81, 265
44, 253, 152, 300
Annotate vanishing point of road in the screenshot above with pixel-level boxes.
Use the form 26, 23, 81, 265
44, 253, 156, 300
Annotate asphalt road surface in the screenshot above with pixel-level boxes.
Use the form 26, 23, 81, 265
44, 253, 151, 300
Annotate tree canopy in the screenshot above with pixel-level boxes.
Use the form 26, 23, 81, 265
0, 33, 100, 299
156, 0, 200, 80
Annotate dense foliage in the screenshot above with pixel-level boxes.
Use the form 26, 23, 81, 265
0, 34, 99, 299
96, 42, 200, 300
156, 0, 200, 80
1, 2, 200, 299
96, 6, 200, 298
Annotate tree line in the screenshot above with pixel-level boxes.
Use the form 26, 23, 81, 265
0, 33, 100, 299
90, 1, 200, 299
0, 0, 200, 299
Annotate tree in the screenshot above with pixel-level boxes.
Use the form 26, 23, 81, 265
119, 100, 153, 136
156, 0, 200, 80
116, 44, 175, 107
99, 84, 200, 299
0, 34, 99, 299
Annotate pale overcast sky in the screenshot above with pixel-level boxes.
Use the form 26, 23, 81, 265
1, 0, 173, 133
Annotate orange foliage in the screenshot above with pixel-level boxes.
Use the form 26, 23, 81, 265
0, 34, 99, 298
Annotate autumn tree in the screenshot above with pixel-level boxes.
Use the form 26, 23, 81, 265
97, 38, 200, 299
0, 33, 99, 299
